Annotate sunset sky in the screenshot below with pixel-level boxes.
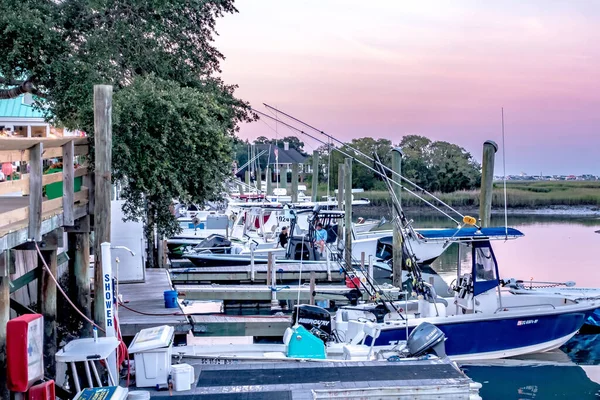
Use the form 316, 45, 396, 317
215, 1, 600, 175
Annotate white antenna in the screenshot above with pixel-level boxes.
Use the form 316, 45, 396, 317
502, 108, 508, 237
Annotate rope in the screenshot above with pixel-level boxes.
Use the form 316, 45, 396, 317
33, 241, 105, 333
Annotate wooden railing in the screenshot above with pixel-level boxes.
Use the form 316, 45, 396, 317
0, 137, 91, 240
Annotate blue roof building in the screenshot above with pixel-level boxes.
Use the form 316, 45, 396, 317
0, 94, 51, 137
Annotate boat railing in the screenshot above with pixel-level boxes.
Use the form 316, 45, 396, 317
493, 303, 556, 314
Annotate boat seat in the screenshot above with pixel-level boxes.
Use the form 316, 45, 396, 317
283, 327, 294, 346
343, 321, 381, 360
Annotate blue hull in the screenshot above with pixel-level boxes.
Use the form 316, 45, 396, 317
371, 310, 590, 357
585, 308, 600, 327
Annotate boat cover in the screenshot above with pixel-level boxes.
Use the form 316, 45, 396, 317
418, 227, 524, 241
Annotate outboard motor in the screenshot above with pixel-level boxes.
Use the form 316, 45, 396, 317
407, 322, 447, 358
292, 305, 332, 343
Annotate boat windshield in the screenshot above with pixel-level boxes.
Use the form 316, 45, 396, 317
472, 241, 500, 295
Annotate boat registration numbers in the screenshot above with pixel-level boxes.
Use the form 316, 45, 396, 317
517, 319, 538, 326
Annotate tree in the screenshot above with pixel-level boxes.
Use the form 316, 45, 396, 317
399, 135, 480, 192
0, 0, 254, 265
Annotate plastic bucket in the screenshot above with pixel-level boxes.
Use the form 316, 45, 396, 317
163, 290, 178, 309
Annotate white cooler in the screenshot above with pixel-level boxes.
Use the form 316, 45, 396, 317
128, 325, 175, 388
171, 363, 195, 391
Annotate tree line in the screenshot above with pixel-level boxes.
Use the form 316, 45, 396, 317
235, 135, 481, 193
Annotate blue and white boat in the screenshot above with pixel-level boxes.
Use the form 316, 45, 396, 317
296, 228, 599, 361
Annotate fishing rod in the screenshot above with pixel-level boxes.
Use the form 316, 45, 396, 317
263, 103, 473, 227
252, 108, 462, 225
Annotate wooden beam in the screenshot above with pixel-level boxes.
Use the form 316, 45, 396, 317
29, 143, 43, 241
93, 85, 113, 329
62, 141, 75, 226
10, 266, 41, 294
0, 177, 28, 195
68, 226, 91, 336
65, 215, 91, 233
0, 273, 9, 399
0, 249, 15, 276
38, 249, 57, 378
479, 140, 498, 228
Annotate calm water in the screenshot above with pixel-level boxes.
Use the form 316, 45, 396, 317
413, 213, 600, 399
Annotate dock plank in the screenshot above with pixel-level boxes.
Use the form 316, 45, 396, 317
117, 269, 191, 336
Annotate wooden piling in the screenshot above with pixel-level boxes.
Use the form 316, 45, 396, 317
267, 252, 273, 286
238, 179, 244, 195
0, 252, 11, 400
337, 163, 344, 240
62, 140, 75, 226
291, 163, 299, 203
479, 140, 498, 228
392, 148, 403, 287
29, 143, 43, 241
39, 249, 57, 378
311, 150, 319, 202
266, 167, 272, 195
67, 217, 91, 336
280, 165, 287, 189
93, 84, 113, 329
257, 166, 262, 193
245, 170, 251, 188
344, 157, 353, 267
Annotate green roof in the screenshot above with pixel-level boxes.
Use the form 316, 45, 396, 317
0, 95, 45, 118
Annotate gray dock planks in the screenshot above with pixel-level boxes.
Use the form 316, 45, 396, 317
117, 269, 191, 336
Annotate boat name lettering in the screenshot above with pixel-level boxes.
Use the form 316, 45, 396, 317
517, 319, 538, 326
299, 318, 330, 327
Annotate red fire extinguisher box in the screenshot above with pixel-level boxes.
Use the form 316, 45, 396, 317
7, 314, 44, 392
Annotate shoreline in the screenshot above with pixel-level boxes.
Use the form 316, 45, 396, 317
356, 204, 600, 218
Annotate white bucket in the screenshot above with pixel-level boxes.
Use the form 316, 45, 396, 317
171, 363, 194, 392
127, 391, 150, 400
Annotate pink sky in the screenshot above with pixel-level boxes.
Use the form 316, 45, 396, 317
215, 1, 600, 175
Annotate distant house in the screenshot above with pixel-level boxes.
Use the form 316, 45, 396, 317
256, 143, 308, 174
0, 94, 82, 137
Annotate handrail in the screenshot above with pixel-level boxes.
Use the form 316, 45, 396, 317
494, 303, 556, 314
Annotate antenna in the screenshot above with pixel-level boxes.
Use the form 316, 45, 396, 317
502, 108, 508, 237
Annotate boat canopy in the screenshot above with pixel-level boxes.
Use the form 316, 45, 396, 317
471, 241, 501, 296
418, 227, 524, 242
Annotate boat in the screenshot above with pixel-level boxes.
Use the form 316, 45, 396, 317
293, 231, 599, 361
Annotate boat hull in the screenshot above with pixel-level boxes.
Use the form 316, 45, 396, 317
369, 308, 593, 360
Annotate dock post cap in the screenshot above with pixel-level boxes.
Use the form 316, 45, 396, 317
392, 147, 404, 156
483, 140, 498, 152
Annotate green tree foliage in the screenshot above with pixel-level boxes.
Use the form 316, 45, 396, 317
0, 0, 253, 246
400, 135, 481, 192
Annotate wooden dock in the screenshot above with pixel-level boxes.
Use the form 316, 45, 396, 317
117, 269, 192, 337
169, 262, 344, 283
142, 359, 481, 399
175, 283, 393, 302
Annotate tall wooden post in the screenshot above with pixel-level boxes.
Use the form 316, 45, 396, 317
266, 167, 272, 195
245, 170, 251, 189
280, 165, 287, 190
311, 150, 319, 202
0, 251, 11, 400
39, 249, 57, 378
291, 163, 299, 203
479, 140, 498, 228
337, 163, 344, 240
344, 158, 353, 267
392, 148, 403, 287
238, 179, 244, 195
62, 140, 75, 226
29, 143, 43, 241
257, 166, 262, 193
67, 216, 91, 336
93, 85, 113, 329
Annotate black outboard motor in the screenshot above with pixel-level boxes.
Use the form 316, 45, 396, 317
407, 322, 447, 358
193, 234, 232, 254
292, 305, 332, 343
